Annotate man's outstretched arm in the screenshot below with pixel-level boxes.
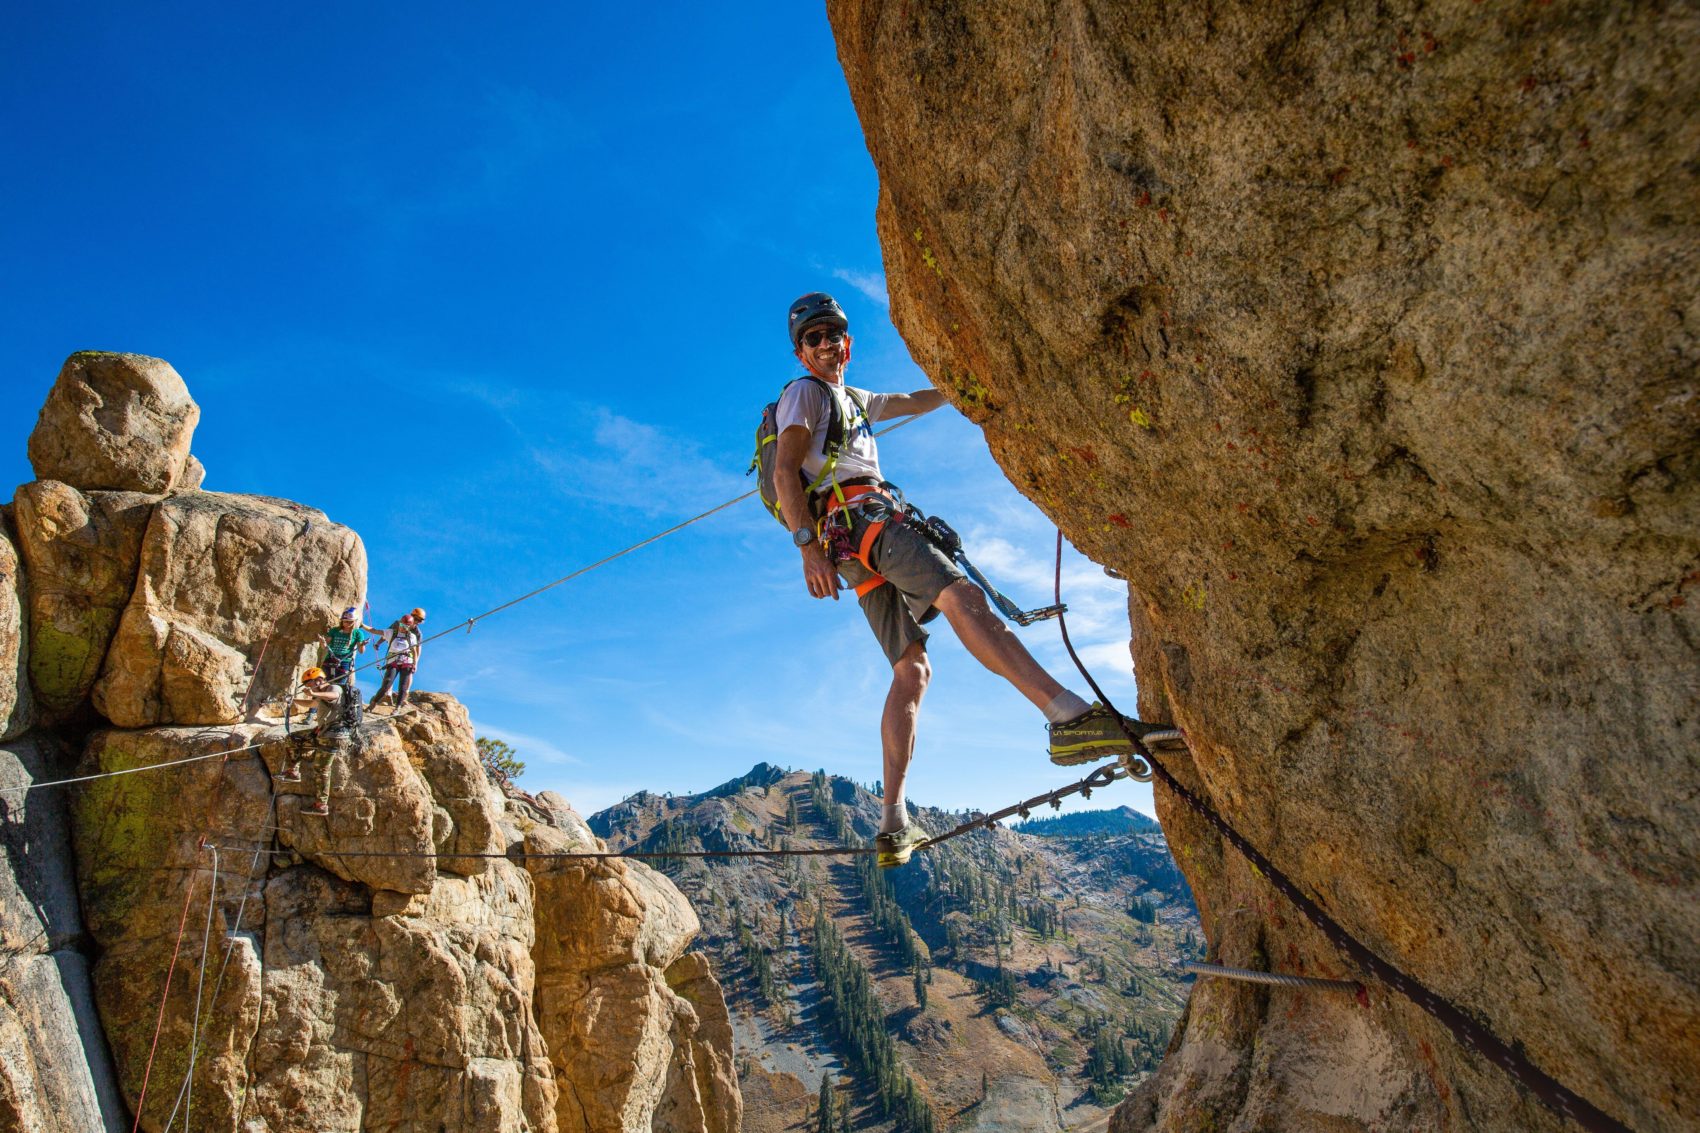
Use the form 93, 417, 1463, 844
875, 388, 946, 420
775, 424, 840, 601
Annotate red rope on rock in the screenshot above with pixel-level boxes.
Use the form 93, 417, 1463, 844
131, 868, 199, 1133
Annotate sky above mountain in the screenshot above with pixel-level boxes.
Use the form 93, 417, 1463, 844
1, 2, 1152, 818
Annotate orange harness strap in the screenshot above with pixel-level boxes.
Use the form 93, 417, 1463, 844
825, 484, 897, 597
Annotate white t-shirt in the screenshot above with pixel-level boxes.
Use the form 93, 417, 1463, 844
775, 378, 895, 488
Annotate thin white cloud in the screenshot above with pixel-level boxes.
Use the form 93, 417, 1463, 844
468, 722, 583, 767
525, 407, 747, 515
831, 268, 889, 308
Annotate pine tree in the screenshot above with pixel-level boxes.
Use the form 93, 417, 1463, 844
817, 1074, 835, 1133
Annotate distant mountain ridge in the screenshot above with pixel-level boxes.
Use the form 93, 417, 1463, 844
591, 764, 1202, 1133
1012, 805, 1160, 838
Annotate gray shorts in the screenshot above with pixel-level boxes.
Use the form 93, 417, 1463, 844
836, 512, 966, 666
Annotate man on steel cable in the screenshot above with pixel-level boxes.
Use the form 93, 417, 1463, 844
770, 292, 1155, 868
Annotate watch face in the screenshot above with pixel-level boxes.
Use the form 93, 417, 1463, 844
794, 527, 814, 546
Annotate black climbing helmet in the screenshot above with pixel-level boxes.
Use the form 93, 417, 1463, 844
787, 292, 849, 349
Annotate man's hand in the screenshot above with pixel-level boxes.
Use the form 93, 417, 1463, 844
802, 542, 839, 601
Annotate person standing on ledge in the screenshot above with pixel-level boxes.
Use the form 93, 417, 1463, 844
368, 607, 426, 714
771, 292, 1153, 868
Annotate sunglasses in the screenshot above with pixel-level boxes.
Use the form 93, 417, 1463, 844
802, 327, 846, 348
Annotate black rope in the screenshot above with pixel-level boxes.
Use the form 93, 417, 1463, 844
1049, 531, 1632, 1133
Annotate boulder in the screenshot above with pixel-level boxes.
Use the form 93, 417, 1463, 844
69, 723, 273, 1133
0, 517, 30, 741
268, 724, 438, 895
177, 454, 205, 492
27, 352, 199, 494
386, 693, 507, 876
92, 491, 365, 727
10, 482, 155, 721
656, 952, 742, 1133
245, 864, 558, 1133
0, 736, 82, 954
0, 953, 126, 1133
828, 3, 1700, 1131
70, 711, 566, 1132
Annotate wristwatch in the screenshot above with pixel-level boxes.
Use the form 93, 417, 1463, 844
792, 526, 815, 548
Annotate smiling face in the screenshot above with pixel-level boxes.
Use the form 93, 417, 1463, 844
795, 324, 851, 382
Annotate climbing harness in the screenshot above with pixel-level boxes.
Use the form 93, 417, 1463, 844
821, 480, 905, 598
1047, 532, 1631, 1133
818, 484, 1065, 625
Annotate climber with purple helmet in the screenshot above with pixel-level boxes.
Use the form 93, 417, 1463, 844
770, 292, 1157, 868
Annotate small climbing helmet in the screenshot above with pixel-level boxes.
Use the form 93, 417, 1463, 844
787, 292, 848, 349
302, 667, 326, 682
340, 607, 357, 621
410, 607, 427, 621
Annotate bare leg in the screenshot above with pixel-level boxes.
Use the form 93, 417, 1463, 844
932, 579, 1064, 710
881, 641, 931, 813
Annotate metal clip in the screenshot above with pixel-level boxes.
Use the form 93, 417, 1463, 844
1119, 751, 1154, 783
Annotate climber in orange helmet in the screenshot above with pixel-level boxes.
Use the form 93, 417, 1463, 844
368, 607, 427, 714
278, 666, 351, 816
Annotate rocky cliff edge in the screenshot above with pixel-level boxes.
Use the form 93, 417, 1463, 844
828, 4, 1697, 1132
0, 352, 741, 1133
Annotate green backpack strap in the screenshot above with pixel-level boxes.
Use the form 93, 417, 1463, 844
811, 383, 869, 507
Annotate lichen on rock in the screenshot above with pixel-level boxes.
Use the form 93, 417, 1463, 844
11, 481, 155, 722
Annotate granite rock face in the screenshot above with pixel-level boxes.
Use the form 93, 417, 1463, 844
92, 491, 365, 728
69, 708, 557, 1132
28, 352, 200, 494
829, 3, 1698, 1131
11, 481, 156, 722
522, 816, 735, 1133
0, 735, 125, 1133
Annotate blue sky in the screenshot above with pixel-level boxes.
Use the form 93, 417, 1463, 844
2, 3, 1150, 819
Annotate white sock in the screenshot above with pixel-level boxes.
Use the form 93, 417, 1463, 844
1043, 690, 1093, 724
881, 800, 907, 834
